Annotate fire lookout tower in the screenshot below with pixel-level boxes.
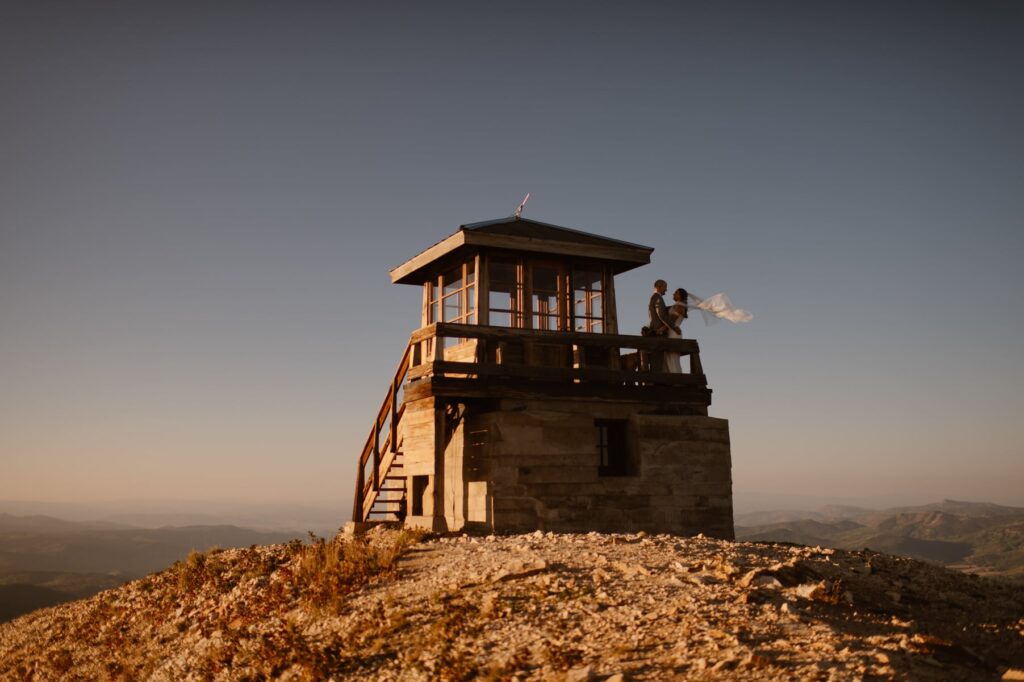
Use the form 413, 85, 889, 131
351, 217, 734, 538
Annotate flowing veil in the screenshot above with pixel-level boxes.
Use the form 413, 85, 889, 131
686, 292, 752, 324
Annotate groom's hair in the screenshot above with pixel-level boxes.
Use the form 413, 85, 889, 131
654, 279, 667, 289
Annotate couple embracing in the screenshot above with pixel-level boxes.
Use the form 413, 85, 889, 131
647, 279, 688, 373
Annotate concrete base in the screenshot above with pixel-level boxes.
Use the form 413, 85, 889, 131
432, 401, 735, 538
403, 515, 449, 532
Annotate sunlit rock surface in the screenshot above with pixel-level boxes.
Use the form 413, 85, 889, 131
1, 528, 1022, 680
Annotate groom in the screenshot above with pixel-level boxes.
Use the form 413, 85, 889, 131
647, 279, 680, 371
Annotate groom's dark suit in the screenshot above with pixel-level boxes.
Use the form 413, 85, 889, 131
647, 292, 675, 372
648, 292, 672, 336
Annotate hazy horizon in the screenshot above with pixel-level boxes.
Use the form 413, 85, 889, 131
2, 489, 1021, 527
2, 3, 1022, 510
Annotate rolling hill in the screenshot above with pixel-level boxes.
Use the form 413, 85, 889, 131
736, 499, 1024, 580
0, 514, 307, 622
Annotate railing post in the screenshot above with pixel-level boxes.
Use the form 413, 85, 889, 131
372, 425, 380, 491
353, 457, 364, 522
690, 348, 703, 375
390, 377, 399, 453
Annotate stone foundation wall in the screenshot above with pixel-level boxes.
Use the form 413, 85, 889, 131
449, 402, 734, 538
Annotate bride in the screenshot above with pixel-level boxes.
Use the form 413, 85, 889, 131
664, 288, 688, 373
662, 286, 752, 373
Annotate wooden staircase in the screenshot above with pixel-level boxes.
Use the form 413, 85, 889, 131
352, 343, 412, 523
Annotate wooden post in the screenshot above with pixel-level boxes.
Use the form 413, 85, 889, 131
690, 349, 704, 375
352, 459, 364, 522
422, 281, 431, 328
604, 266, 619, 368
372, 425, 380, 491
390, 378, 398, 453
604, 266, 618, 334
476, 253, 488, 326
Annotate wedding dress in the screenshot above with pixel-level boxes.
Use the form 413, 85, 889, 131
687, 292, 752, 324
661, 292, 751, 373
664, 306, 684, 374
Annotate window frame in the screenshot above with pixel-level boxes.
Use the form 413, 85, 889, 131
486, 256, 525, 328
425, 259, 477, 326
596, 418, 630, 477
571, 266, 604, 333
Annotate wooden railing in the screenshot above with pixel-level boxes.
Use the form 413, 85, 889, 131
407, 322, 705, 386
352, 343, 411, 523
352, 324, 708, 522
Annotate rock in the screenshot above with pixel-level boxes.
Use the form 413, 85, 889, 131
741, 651, 771, 669
794, 581, 828, 600
565, 665, 594, 681
492, 559, 548, 582
2, 528, 1021, 681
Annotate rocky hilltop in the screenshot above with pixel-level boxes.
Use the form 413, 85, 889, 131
1, 529, 1023, 681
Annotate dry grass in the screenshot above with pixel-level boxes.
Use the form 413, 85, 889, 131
295, 528, 425, 612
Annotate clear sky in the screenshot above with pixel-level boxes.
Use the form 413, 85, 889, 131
2, 2, 1022, 514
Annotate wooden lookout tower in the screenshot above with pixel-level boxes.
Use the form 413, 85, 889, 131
351, 217, 734, 538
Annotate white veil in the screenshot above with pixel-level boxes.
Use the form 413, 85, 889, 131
686, 292, 753, 325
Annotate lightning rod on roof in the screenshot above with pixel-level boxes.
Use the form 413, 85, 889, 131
513, 193, 530, 219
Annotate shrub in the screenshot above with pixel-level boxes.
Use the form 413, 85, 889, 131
294, 529, 424, 612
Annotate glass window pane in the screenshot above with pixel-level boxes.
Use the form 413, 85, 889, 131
443, 292, 462, 321
532, 293, 558, 314
573, 269, 602, 291
443, 266, 463, 296
533, 313, 559, 331
490, 260, 517, 283
490, 289, 514, 310
532, 266, 559, 292
466, 259, 476, 283
489, 258, 523, 327
430, 301, 439, 324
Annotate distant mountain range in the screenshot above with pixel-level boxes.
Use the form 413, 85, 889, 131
736, 499, 1024, 580
0, 500, 350, 536
0, 513, 305, 622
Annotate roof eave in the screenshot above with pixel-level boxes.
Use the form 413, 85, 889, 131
391, 230, 651, 285
389, 231, 467, 284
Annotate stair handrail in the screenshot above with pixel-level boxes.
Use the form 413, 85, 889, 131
352, 341, 412, 522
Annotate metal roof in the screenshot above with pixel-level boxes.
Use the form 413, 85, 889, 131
389, 216, 653, 285
460, 217, 653, 251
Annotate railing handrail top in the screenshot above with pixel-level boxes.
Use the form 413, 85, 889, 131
410, 322, 700, 351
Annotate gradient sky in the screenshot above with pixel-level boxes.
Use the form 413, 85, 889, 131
2, 2, 1022, 513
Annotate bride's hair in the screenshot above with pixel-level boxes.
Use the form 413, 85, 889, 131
673, 288, 688, 300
